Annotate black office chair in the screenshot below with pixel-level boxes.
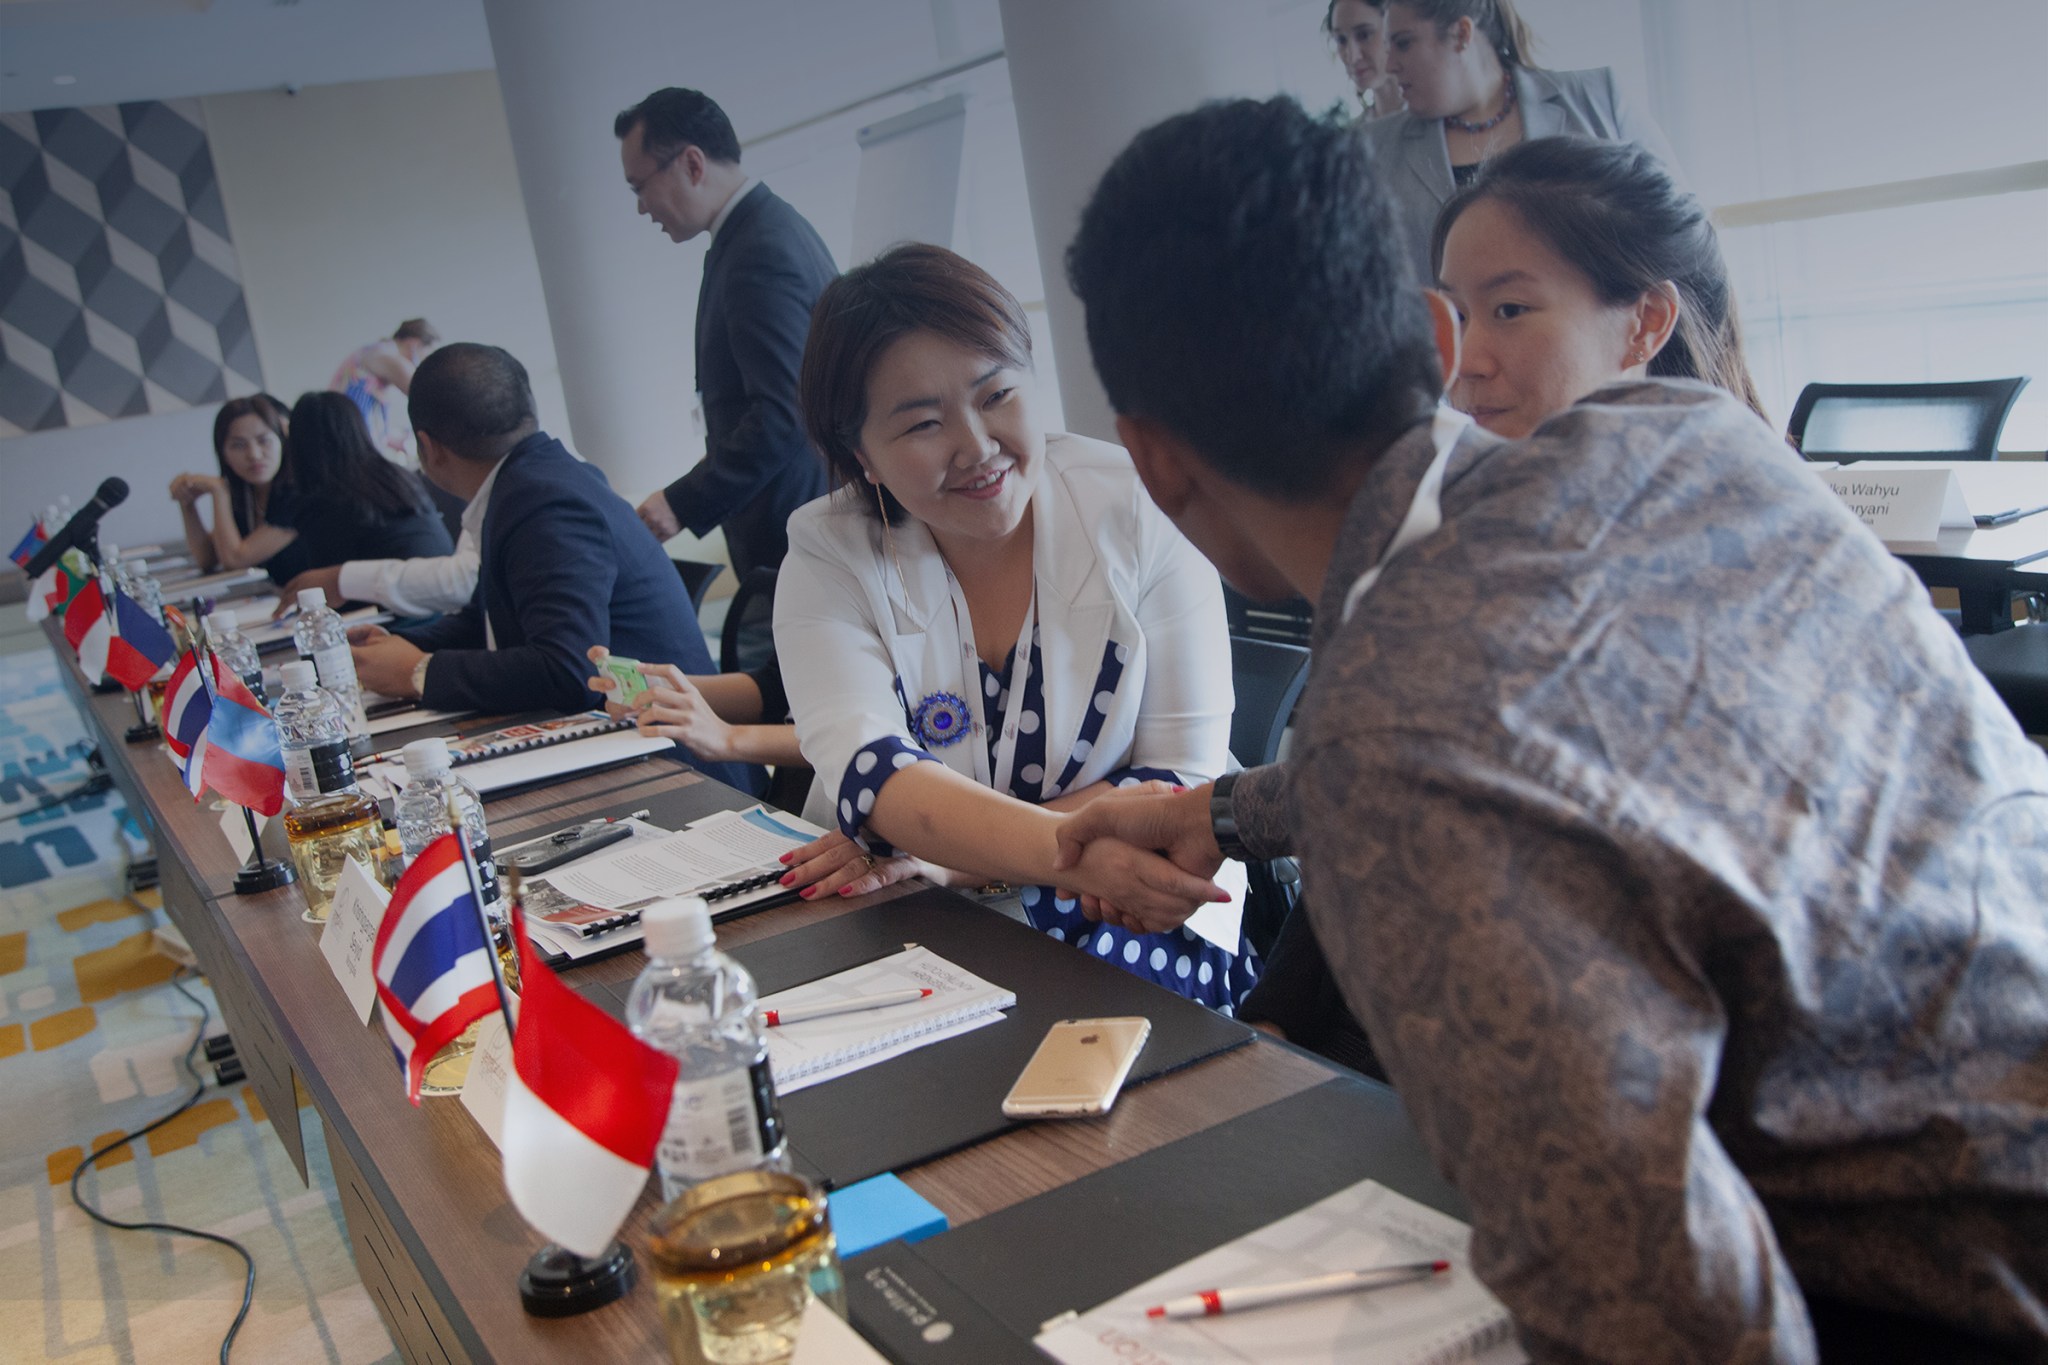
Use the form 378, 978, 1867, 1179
1222, 584, 1314, 649
720, 565, 779, 677
1787, 377, 2030, 462
670, 558, 724, 613
1228, 634, 1311, 768
1964, 617, 2048, 738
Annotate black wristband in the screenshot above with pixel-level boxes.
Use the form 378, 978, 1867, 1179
1209, 770, 1251, 862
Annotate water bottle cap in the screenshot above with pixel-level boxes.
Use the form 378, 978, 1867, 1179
402, 736, 452, 777
280, 660, 318, 690
641, 897, 713, 958
202, 610, 232, 632
296, 588, 327, 612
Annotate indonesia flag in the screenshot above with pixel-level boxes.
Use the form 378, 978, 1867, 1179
163, 651, 210, 760
196, 667, 287, 815
502, 911, 676, 1257
372, 834, 502, 1104
62, 581, 110, 681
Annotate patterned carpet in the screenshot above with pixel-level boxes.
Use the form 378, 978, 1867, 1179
0, 646, 396, 1363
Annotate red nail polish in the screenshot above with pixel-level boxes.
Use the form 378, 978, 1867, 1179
778, 851, 793, 864
779, 872, 794, 886
799, 886, 814, 899
838, 886, 855, 897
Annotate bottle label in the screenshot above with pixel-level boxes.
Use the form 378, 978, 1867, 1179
240, 670, 266, 706
471, 834, 502, 906
285, 739, 356, 802
658, 1057, 781, 1182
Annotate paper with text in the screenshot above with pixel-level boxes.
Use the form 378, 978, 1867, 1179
790, 1291, 889, 1363
1037, 1179, 1525, 1365
319, 857, 388, 1025
544, 807, 815, 911
460, 1011, 516, 1149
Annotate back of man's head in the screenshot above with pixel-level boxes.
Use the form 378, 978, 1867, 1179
614, 87, 741, 164
1067, 96, 1442, 502
408, 343, 538, 463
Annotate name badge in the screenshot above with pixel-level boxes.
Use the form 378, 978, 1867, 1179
1819, 465, 1973, 544
319, 857, 388, 1025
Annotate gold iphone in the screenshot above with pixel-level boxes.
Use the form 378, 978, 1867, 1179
1000, 1017, 1152, 1119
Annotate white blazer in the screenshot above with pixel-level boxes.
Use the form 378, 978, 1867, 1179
774, 432, 1234, 832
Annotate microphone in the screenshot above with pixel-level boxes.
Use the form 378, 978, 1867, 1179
24, 478, 128, 578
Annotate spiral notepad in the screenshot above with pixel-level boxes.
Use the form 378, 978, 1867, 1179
761, 947, 1016, 1093
1036, 1178, 1527, 1365
443, 710, 633, 765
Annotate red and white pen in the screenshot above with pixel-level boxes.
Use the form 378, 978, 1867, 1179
1145, 1260, 1450, 1320
763, 987, 933, 1027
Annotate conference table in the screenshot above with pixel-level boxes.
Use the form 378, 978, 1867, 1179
42, 616, 1445, 1363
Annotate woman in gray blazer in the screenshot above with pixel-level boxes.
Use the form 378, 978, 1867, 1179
1362, 0, 1679, 282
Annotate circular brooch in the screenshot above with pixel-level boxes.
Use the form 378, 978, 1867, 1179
911, 691, 971, 748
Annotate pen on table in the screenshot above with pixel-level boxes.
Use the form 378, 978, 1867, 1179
1974, 503, 2048, 528
763, 988, 933, 1027
1145, 1261, 1450, 1320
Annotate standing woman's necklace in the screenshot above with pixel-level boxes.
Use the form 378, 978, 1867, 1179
1443, 70, 1516, 133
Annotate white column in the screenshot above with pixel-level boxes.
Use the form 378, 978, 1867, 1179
998, 0, 1277, 441
477, 0, 714, 503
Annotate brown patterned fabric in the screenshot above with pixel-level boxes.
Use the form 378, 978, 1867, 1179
1234, 381, 2048, 1362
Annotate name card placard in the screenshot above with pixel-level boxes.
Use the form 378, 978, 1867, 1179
320, 857, 388, 1025
220, 805, 268, 864
460, 1007, 518, 1149
1821, 466, 1973, 543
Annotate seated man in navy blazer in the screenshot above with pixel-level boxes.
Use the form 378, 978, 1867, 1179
349, 342, 747, 788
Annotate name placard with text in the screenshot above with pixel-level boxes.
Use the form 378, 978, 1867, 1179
1820, 465, 1973, 543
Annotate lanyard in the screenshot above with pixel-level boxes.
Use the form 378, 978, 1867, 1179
1339, 406, 1473, 625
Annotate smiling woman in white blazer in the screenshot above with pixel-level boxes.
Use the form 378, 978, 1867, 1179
773, 244, 1256, 1010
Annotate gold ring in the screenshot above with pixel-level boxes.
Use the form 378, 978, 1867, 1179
858, 853, 877, 874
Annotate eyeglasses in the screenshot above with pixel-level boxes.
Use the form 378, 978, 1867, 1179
627, 146, 685, 198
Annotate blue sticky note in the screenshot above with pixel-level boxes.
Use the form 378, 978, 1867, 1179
829, 1173, 948, 1258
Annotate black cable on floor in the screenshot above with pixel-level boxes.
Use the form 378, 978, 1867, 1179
68, 970, 256, 1364
0, 771, 113, 826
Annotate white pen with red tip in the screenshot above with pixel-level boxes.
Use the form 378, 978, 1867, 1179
1144, 1260, 1451, 1320
762, 987, 933, 1028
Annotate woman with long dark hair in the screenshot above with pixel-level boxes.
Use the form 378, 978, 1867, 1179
1432, 136, 1767, 438
261, 392, 454, 573
1362, 0, 1678, 281
1322, 0, 1404, 121
169, 393, 314, 585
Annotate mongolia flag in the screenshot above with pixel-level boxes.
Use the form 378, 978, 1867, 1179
194, 667, 287, 815
502, 910, 676, 1257
372, 833, 502, 1105
8, 518, 46, 569
163, 651, 211, 760
64, 582, 175, 690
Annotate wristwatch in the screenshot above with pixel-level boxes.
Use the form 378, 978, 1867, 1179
1208, 770, 1251, 862
410, 655, 432, 700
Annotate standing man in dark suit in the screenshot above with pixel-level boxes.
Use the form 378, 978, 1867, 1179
348, 342, 749, 790
616, 87, 837, 581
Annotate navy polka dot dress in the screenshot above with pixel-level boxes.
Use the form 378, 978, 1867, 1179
834, 626, 1258, 1013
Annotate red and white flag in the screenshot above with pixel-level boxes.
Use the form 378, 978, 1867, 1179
502, 913, 677, 1257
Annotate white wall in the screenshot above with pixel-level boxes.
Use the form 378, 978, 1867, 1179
205, 71, 568, 432
0, 69, 568, 554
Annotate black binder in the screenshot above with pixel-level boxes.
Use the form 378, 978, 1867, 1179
844, 1073, 1463, 1360
725, 887, 1255, 1190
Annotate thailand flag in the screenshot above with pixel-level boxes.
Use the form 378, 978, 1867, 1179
163, 651, 211, 760
194, 667, 287, 815
373, 834, 502, 1105
8, 519, 46, 569
63, 581, 175, 690
502, 911, 677, 1257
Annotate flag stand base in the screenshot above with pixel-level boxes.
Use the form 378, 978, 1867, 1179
518, 1241, 635, 1317
232, 855, 295, 895
124, 721, 160, 743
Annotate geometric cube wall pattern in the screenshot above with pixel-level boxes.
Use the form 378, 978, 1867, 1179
0, 99, 262, 437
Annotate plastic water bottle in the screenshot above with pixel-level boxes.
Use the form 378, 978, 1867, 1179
275, 661, 382, 922
394, 737, 501, 914
292, 587, 371, 754
626, 897, 788, 1200
204, 610, 266, 703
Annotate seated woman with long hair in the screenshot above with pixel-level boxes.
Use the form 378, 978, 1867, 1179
770, 244, 1256, 1011
257, 392, 453, 579
1431, 135, 1768, 438
169, 393, 313, 585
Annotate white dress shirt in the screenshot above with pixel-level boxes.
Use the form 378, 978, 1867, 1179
336, 528, 480, 617
706, 177, 760, 243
